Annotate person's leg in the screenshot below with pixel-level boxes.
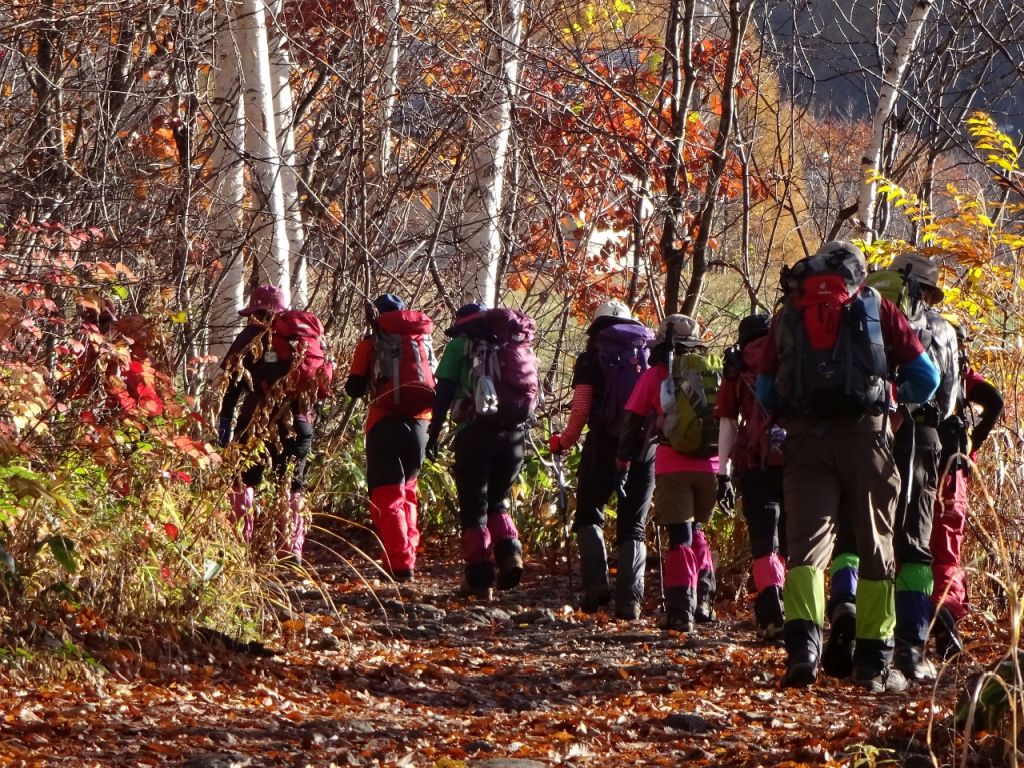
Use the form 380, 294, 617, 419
781, 425, 842, 687
615, 455, 655, 620
366, 417, 414, 575
893, 422, 941, 680
821, 511, 859, 678
931, 465, 968, 657
654, 473, 698, 631
396, 418, 428, 578
487, 427, 526, 590
839, 421, 902, 691
690, 472, 718, 622
574, 430, 617, 611
275, 418, 314, 561
454, 423, 495, 594
740, 468, 786, 639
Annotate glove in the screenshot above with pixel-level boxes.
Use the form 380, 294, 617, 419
549, 433, 564, 454
218, 418, 233, 447
425, 431, 440, 462
716, 474, 735, 513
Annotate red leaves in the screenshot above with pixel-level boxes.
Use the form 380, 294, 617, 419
163, 523, 180, 541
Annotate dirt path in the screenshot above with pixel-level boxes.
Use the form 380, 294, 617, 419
0, 549, 984, 767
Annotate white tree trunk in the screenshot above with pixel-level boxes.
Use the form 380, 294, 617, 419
857, 0, 934, 241
208, 0, 248, 367
237, 0, 291, 306
267, 0, 307, 306
379, 0, 402, 179
460, 0, 524, 306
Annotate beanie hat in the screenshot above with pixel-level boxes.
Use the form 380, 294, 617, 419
239, 285, 287, 316
373, 293, 405, 314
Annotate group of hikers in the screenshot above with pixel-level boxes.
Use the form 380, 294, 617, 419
215, 239, 1002, 695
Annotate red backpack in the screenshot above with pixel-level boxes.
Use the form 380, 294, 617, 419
371, 310, 436, 417
269, 310, 333, 398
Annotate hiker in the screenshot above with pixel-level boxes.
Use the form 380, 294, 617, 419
822, 253, 961, 682
548, 300, 655, 619
931, 316, 1003, 658
219, 285, 333, 562
344, 294, 436, 581
757, 241, 939, 693
427, 305, 539, 600
618, 314, 721, 632
715, 313, 787, 643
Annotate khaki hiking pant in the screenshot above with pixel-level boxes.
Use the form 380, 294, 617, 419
782, 413, 900, 658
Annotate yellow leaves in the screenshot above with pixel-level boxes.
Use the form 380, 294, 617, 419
967, 111, 1021, 174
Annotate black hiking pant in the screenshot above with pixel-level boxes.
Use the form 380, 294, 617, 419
574, 428, 655, 542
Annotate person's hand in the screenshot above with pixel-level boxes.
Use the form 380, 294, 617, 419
716, 473, 736, 513
425, 431, 440, 462
549, 433, 564, 454
218, 418, 233, 447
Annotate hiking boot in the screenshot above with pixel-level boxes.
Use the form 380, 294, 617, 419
932, 606, 965, 660
852, 666, 909, 694
615, 598, 642, 621
495, 554, 524, 591
821, 603, 856, 679
694, 600, 717, 624
894, 644, 937, 682
781, 659, 818, 688
458, 580, 494, 601
658, 611, 693, 633
392, 568, 415, 583
581, 585, 612, 613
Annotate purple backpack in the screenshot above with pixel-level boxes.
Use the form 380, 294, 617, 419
459, 308, 540, 428
590, 321, 652, 435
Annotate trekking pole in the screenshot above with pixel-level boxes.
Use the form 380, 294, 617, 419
654, 521, 667, 617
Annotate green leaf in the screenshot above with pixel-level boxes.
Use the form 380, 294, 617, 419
46, 536, 78, 574
113, 285, 129, 299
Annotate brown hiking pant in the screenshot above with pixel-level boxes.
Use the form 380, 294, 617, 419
783, 414, 899, 581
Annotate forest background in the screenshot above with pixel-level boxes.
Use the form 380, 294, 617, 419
2, 0, 1024, 764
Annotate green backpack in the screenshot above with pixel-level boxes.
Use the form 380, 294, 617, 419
660, 351, 723, 457
865, 265, 921, 318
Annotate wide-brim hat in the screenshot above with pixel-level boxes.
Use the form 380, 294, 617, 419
891, 252, 945, 300
239, 285, 287, 316
655, 313, 703, 347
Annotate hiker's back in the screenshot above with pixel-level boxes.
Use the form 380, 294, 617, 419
774, 250, 887, 418
589, 321, 652, 435
457, 308, 539, 428
371, 309, 436, 418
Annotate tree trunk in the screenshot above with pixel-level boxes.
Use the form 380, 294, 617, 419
237, 0, 291, 305
857, 0, 934, 241
681, 0, 752, 317
267, 0, 307, 306
208, 0, 248, 367
659, 0, 697, 316
460, 0, 524, 306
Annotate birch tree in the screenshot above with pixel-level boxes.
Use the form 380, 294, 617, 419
459, 0, 525, 306
267, 0, 307, 306
237, 0, 291, 305
207, 0, 249, 364
856, 0, 935, 241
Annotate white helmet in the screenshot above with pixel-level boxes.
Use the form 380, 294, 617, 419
592, 300, 632, 322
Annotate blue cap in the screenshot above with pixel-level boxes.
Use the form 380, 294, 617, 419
374, 293, 405, 313
455, 302, 487, 320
